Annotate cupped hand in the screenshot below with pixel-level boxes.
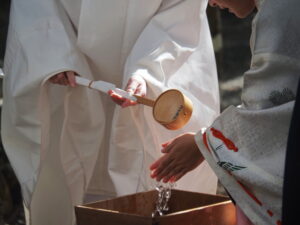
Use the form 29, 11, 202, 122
109, 75, 146, 107
150, 133, 204, 183
49, 71, 76, 87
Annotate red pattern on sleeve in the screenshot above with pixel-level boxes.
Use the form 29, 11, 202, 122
210, 127, 238, 152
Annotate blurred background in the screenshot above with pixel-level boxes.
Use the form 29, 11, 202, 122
0, 1, 253, 224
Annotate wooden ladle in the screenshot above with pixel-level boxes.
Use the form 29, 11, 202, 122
133, 89, 193, 130
75, 77, 193, 130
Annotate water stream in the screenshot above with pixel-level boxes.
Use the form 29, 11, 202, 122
152, 181, 176, 217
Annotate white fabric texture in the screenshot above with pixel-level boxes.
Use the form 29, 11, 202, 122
195, 0, 300, 224
2, 0, 219, 224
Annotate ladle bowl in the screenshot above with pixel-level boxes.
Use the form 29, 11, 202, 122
134, 89, 193, 130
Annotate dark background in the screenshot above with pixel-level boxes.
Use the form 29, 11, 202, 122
0, 1, 252, 224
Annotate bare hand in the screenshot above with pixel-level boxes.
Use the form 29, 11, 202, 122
109, 75, 146, 107
49, 71, 76, 87
150, 133, 204, 183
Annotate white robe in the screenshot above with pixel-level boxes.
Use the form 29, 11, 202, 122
195, 0, 300, 224
2, 0, 219, 224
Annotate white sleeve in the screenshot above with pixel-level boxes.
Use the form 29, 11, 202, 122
2, 0, 97, 206
124, 0, 220, 130
125, 0, 205, 79
4, 0, 91, 84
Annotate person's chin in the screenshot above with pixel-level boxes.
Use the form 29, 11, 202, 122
233, 10, 252, 18
235, 6, 256, 18
228, 9, 241, 18
235, 13, 247, 18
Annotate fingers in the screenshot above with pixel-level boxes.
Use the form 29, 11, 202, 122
161, 142, 170, 148
59, 73, 68, 85
172, 171, 187, 182
150, 155, 176, 181
162, 169, 184, 183
119, 75, 146, 108
125, 75, 147, 96
133, 78, 146, 96
109, 74, 147, 108
151, 156, 187, 183
150, 155, 166, 172
49, 71, 77, 87
161, 141, 174, 153
109, 90, 127, 106
161, 135, 185, 153
126, 76, 142, 94
49, 76, 57, 83
160, 166, 182, 183
66, 71, 76, 87
49, 72, 66, 85
121, 99, 137, 108
155, 160, 176, 181
157, 164, 186, 183
108, 88, 137, 108
108, 90, 137, 108
150, 133, 203, 183
125, 78, 139, 95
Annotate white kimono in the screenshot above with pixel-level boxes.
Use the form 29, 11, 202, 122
2, 0, 219, 224
195, 0, 300, 224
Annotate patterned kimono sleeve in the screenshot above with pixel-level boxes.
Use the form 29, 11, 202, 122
194, 102, 294, 225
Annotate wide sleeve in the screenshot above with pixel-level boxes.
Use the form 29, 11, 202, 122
124, 0, 219, 129
2, 0, 103, 208
4, 0, 91, 83
194, 0, 300, 224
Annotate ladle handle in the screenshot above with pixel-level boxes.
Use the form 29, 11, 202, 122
134, 95, 155, 107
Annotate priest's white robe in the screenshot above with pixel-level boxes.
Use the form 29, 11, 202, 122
2, 0, 219, 224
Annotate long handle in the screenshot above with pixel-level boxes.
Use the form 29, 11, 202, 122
113, 88, 155, 107
133, 95, 155, 107
75, 76, 92, 87
76, 77, 155, 105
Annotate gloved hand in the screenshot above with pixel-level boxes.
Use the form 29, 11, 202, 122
109, 74, 147, 107
49, 71, 77, 87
